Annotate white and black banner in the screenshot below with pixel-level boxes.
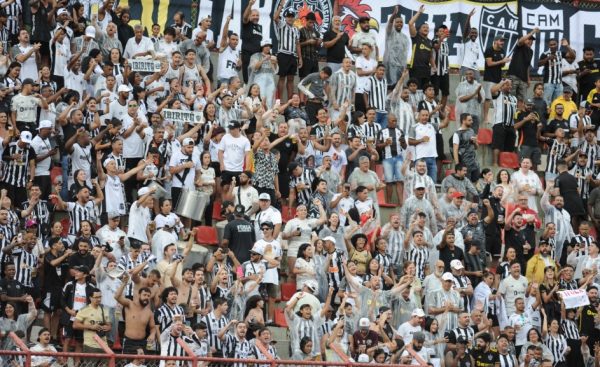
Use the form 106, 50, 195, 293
520, 1, 600, 70
128, 59, 162, 73
162, 109, 204, 125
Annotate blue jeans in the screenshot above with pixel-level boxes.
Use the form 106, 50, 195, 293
423, 156, 437, 183
544, 83, 563, 106
376, 111, 388, 129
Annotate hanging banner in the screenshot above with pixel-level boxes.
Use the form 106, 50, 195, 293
197, 0, 516, 69
519, 1, 600, 71
162, 109, 204, 125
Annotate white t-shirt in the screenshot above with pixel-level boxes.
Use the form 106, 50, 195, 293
253, 239, 282, 285
232, 185, 259, 216
127, 202, 152, 243
169, 149, 202, 189
154, 212, 184, 231
121, 115, 146, 158
15, 44, 38, 80
509, 311, 533, 346
461, 39, 481, 70
283, 217, 319, 255
326, 146, 348, 176
498, 275, 528, 317
253, 207, 282, 241
510, 170, 542, 212
31, 135, 52, 176
217, 47, 240, 80
410, 123, 437, 160
397, 322, 422, 344
104, 175, 126, 215
52, 41, 71, 77
218, 134, 251, 172
64, 67, 86, 97
72, 282, 88, 320
123, 36, 154, 59
108, 99, 128, 122
69, 143, 92, 186
355, 56, 377, 93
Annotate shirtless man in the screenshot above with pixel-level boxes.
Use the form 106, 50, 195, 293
170, 266, 201, 320
131, 259, 164, 307
115, 273, 157, 354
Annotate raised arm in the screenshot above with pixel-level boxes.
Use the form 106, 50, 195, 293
408, 5, 425, 38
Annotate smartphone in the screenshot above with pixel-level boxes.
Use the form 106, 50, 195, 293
236, 266, 244, 279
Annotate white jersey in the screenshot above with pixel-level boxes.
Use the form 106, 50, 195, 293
104, 175, 126, 215
169, 149, 202, 189
218, 134, 251, 172
217, 47, 240, 80
30, 135, 52, 176
69, 143, 93, 186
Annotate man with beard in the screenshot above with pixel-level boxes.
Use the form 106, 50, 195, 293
456, 72, 484, 133
508, 298, 533, 356
470, 332, 499, 367
155, 287, 185, 335
323, 16, 350, 73
461, 201, 494, 266
240, 0, 262, 83
171, 266, 201, 321
381, 213, 406, 276
219, 319, 251, 360
526, 240, 557, 284
327, 57, 355, 123
441, 162, 479, 199
325, 132, 347, 179
68, 238, 95, 274
115, 273, 156, 354
504, 209, 536, 268
515, 99, 543, 170
384, 6, 409, 87
542, 180, 576, 263
400, 184, 437, 234
580, 285, 600, 347
227, 171, 259, 218
399, 331, 431, 365
499, 262, 529, 320
401, 152, 439, 209
349, 17, 378, 59
407, 5, 434, 88
579, 47, 600, 103
389, 72, 415, 136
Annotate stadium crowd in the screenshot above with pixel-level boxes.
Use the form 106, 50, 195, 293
3, 0, 600, 366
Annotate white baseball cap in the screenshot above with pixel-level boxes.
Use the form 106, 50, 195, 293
442, 272, 455, 281
85, 25, 96, 39
258, 193, 271, 201
37, 120, 53, 130
450, 259, 464, 270
20, 131, 32, 144
323, 236, 336, 244
412, 308, 426, 317
359, 317, 371, 328
117, 85, 131, 93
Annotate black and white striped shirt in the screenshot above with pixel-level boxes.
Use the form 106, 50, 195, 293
377, 128, 405, 160
498, 353, 517, 367
154, 303, 185, 333
4, 0, 20, 36
572, 234, 594, 257
330, 69, 357, 106
12, 250, 36, 287
406, 244, 429, 281
579, 141, 600, 174
448, 326, 475, 345
222, 333, 251, 365
198, 284, 212, 311
367, 75, 387, 112
117, 254, 141, 298
569, 164, 594, 199
541, 50, 563, 84
251, 343, 279, 367
374, 252, 392, 275
492, 92, 517, 127
276, 19, 299, 56
66, 201, 97, 236
385, 227, 405, 265
434, 39, 449, 76
202, 311, 229, 354
362, 122, 381, 143
418, 99, 441, 129
544, 333, 567, 363
325, 249, 346, 289
561, 318, 580, 340
452, 274, 472, 313
21, 199, 51, 238
2, 142, 35, 188
545, 139, 569, 175
289, 168, 316, 206
0, 25, 9, 54
159, 329, 186, 365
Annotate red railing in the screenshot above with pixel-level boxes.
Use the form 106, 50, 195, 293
0, 331, 423, 367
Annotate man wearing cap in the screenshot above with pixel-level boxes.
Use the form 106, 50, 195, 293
169, 136, 202, 211
222, 204, 255, 264
507, 28, 538, 108
449, 259, 473, 312
71, 25, 100, 58
241, 0, 262, 83
399, 331, 431, 365
482, 35, 511, 123
218, 120, 251, 193
349, 317, 380, 359
62, 264, 95, 357
126, 186, 156, 244
427, 272, 463, 332
10, 30, 40, 81
30, 120, 57, 199
549, 86, 578, 121
123, 24, 154, 59
399, 183, 437, 234
227, 171, 259, 217
397, 308, 425, 343
274, 4, 302, 101
2, 131, 36, 204
525, 239, 557, 284
10, 78, 48, 133
253, 193, 283, 240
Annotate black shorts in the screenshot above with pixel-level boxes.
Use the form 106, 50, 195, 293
435, 132, 445, 160
122, 337, 148, 355
210, 161, 221, 177
432, 74, 450, 96
41, 288, 62, 312
492, 124, 516, 151
63, 322, 83, 341
35, 41, 50, 57
299, 58, 318, 78
277, 53, 298, 76
220, 171, 242, 187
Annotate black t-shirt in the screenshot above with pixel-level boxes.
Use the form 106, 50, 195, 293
410, 34, 432, 73
270, 133, 298, 197
471, 348, 499, 367
223, 218, 255, 264
0, 278, 26, 315
544, 118, 570, 138
580, 304, 598, 335
44, 252, 68, 289
323, 30, 349, 63
344, 147, 369, 180
68, 252, 95, 270
439, 245, 465, 273
483, 47, 506, 82
508, 44, 533, 81
578, 59, 600, 97
241, 21, 262, 54
515, 110, 540, 147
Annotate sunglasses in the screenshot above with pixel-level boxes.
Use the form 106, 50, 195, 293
261, 227, 271, 231
128, 104, 138, 107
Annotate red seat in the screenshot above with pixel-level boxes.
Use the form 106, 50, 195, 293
212, 201, 223, 221
274, 308, 288, 328
375, 164, 384, 181
445, 169, 454, 178
60, 218, 70, 237
194, 226, 219, 246
591, 226, 598, 241
281, 206, 296, 223
499, 152, 520, 169
377, 189, 397, 208
280, 282, 296, 301
477, 128, 493, 145
50, 166, 62, 185
448, 105, 456, 121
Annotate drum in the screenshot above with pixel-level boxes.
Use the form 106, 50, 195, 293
175, 189, 208, 221
176, 240, 210, 266
147, 181, 167, 199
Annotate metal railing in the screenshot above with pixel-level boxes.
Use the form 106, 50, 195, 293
0, 332, 422, 367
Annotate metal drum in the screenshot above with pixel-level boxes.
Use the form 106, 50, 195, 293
147, 181, 167, 199
176, 240, 210, 267
175, 189, 208, 221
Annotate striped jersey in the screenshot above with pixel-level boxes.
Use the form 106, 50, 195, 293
571, 234, 594, 257
362, 122, 381, 142
66, 201, 97, 236
408, 90, 424, 112
569, 164, 594, 199
373, 252, 392, 275
377, 127, 405, 160
325, 249, 346, 289
117, 254, 142, 298
21, 199, 51, 238
498, 353, 517, 367
3, 0, 20, 36
202, 311, 229, 353
544, 333, 567, 363
366, 75, 387, 112
492, 92, 517, 127
159, 327, 186, 366
11, 250, 36, 287
540, 50, 563, 84
578, 140, 600, 173
275, 19, 299, 56
451, 274, 472, 313
406, 243, 429, 281
2, 142, 36, 187
389, 98, 414, 135
289, 168, 316, 205
330, 69, 357, 106
545, 138, 570, 174
222, 333, 251, 363
154, 303, 185, 333
385, 227, 405, 265
433, 39, 449, 76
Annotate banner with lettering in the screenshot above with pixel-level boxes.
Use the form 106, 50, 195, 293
519, 1, 600, 70
558, 289, 590, 309
161, 109, 204, 125
196, 0, 517, 68
128, 59, 162, 73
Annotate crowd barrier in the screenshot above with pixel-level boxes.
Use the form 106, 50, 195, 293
0, 332, 421, 367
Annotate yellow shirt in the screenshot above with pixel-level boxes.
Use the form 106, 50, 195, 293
525, 254, 557, 284
75, 305, 110, 349
548, 96, 577, 120
586, 88, 600, 104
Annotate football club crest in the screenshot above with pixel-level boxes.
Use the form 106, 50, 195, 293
479, 5, 519, 54
274, 0, 333, 34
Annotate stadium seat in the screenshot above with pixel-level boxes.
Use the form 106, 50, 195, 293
448, 105, 456, 121
212, 201, 224, 221
377, 189, 397, 208
194, 226, 219, 246
60, 218, 70, 237
499, 152, 520, 169
477, 128, 493, 145
280, 282, 296, 301
281, 206, 296, 223
445, 169, 454, 178
274, 308, 288, 327
375, 164, 384, 181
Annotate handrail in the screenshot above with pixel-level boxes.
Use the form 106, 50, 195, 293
93, 334, 116, 367
8, 331, 31, 367
177, 336, 199, 367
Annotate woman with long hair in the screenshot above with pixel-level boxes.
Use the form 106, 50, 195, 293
76, 220, 101, 248
496, 168, 516, 204
344, 232, 371, 276
69, 169, 94, 200
423, 317, 445, 363
346, 111, 366, 144
3, 61, 21, 95
544, 317, 569, 367
495, 247, 517, 286
293, 243, 317, 291
539, 266, 561, 321
0, 296, 37, 351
